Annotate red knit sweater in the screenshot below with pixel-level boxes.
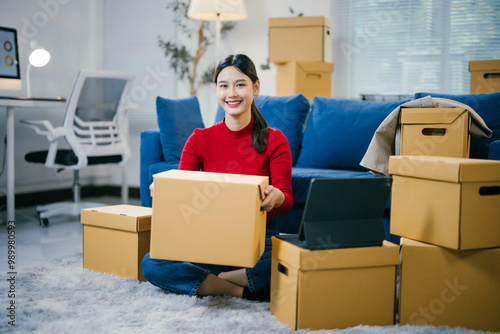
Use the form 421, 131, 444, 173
179, 118, 294, 220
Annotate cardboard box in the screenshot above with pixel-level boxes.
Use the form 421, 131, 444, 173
269, 16, 332, 63
399, 108, 470, 158
469, 59, 500, 93
81, 204, 152, 281
399, 238, 500, 332
150, 170, 268, 267
276, 61, 333, 102
270, 237, 399, 330
389, 155, 500, 250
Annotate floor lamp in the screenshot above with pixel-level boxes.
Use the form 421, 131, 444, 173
26, 40, 51, 98
187, 0, 247, 68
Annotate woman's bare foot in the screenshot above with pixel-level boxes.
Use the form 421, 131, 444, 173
218, 268, 248, 287
196, 273, 243, 298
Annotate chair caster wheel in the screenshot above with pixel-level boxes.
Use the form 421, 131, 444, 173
39, 218, 49, 227
36, 211, 49, 227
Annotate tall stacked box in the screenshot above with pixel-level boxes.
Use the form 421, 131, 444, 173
389, 155, 500, 250
270, 237, 399, 331
81, 204, 152, 281
269, 16, 332, 63
276, 61, 333, 102
150, 170, 268, 268
399, 238, 500, 332
399, 108, 470, 158
269, 16, 333, 100
469, 59, 500, 93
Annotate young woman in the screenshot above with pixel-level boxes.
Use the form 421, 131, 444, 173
142, 54, 293, 301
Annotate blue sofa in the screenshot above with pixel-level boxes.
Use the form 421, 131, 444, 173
140, 92, 500, 243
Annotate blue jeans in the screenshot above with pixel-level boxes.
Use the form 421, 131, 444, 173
142, 218, 279, 296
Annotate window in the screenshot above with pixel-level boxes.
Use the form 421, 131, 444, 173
331, 0, 500, 99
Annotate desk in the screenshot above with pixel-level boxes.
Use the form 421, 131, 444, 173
0, 97, 67, 222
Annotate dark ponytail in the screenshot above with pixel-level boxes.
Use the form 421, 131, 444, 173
214, 54, 268, 153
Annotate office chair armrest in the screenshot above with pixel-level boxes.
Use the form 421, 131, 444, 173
20, 120, 69, 142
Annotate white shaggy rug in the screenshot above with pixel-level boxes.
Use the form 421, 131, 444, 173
0, 254, 495, 334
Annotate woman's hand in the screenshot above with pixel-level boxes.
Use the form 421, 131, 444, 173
261, 185, 285, 212
149, 182, 154, 197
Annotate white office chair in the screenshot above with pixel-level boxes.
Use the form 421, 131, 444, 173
22, 69, 135, 226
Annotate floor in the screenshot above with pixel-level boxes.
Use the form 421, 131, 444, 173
0, 196, 141, 271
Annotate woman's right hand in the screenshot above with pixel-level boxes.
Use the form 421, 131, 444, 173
149, 182, 154, 197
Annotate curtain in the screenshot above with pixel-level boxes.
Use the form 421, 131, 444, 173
331, 0, 500, 99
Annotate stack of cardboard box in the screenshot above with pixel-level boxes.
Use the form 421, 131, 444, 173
399, 108, 471, 158
389, 155, 500, 332
269, 238, 400, 330
469, 59, 500, 94
269, 16, 334, 102
81, 205, 152, 281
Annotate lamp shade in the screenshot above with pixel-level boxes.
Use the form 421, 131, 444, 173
28, 40, 50, 67
29, 48, 50, 67
188, 0, 247, 21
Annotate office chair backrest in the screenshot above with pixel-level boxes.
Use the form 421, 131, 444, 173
62, 70, 135, 165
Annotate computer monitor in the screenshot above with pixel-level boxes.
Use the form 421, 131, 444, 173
0, 26, 21, 91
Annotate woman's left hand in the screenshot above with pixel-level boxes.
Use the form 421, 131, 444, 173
261, 185, 285, 212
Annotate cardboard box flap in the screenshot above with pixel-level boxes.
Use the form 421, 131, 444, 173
269, 16, 331, 29
400, 108, 467, 125
400, 237, 434, 248
276, 238, 399, 271
155, 170, 268, 187
469, 59, 500, 72
297, 61, 334, 73
154, 170, 268, 203
81, 205, 152, 232
389, 156, 500, 183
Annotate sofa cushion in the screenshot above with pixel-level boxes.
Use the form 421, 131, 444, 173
156, 95, 204, 164
296, 97, 409, 171
414, 92, 500, 159
142, 162, 179, 207
489, 140, 500, 160
215, 94, 310, 165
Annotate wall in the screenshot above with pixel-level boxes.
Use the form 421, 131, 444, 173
0, 0, 333, 199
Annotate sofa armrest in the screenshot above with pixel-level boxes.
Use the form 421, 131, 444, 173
140, 128, 163, 207
488, 140, 500, 161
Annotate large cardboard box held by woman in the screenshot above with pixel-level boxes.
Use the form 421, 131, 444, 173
150, 170, 268, 268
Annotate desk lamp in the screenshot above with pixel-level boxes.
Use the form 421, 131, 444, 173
187, 0, 247, 67
26, 40, 51, 97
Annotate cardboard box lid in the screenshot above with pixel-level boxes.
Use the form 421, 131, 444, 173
154, 170, 268, 199
400, 237, 433, 248
469, 59, 500, 72
274, 237, 399, 271
389, 156, 500, 183
269, 16, 331, 29
295, 61, 334, 73
81, 204, 152, 232
400, 108, 467, 125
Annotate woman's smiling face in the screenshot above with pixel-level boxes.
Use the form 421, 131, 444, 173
216, 66, 260, 119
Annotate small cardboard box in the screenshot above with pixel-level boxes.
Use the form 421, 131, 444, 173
269, 16, 332, 63
469, 59, 500, 93
276, 61, 333, 102
389, 155, 500, 250
399, 108, 470, 158
399, 238, 500, 332
150, 170, 268, 267
81, 204, 152, 281
270, 237, 399, 331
